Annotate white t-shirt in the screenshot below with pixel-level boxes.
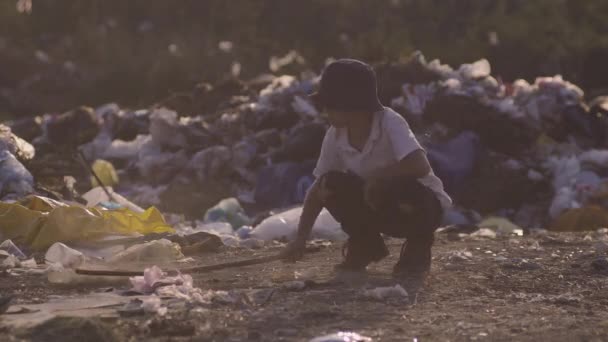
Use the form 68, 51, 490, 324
313, 107, 453, 209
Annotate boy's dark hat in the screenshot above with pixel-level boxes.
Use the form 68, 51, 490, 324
310, 59, 383, 112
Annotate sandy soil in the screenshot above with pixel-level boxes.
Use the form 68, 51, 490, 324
2, 230, 608, 341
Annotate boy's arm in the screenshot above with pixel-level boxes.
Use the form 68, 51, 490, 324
364, 150, 431, 209
369, 149, 431, 181
295, 178, 324, 240
281, 178, 324, 260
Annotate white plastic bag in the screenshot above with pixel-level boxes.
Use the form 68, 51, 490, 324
250, 207, 346, 241
108, 239, 184, 264
45, 242, 86, 268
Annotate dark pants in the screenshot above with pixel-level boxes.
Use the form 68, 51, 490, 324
321, 171, 443, 267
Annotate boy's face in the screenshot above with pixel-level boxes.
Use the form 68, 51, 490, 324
325, 109, 353, 128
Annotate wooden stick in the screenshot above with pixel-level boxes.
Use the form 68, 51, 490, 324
75, 246, 320, 277
75, 254, 280, 277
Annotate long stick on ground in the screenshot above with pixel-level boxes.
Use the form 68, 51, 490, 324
74, 249, 316, 277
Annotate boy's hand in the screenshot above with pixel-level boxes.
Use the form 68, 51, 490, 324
280, 239, 306, 262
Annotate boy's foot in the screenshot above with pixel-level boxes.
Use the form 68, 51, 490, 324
392, 241, 431, 277
335, 238, 389, 272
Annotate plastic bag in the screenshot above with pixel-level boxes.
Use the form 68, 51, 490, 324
82, 187, 145, 213
0, 150, 33, 199
363, 285, 408, 301
458, 59, 491, 79
250, 207, 346, 241
204, 198, 251, 229
477, 217, 524, 237
102, 134, 150, 160
108, 239, 183, 264
0, 196, 174, 251
0, 124, 35, 161
45, 242, 86, 268
0, 240, 27, 259
309, 332, 372, 342
90, 159, 119, 188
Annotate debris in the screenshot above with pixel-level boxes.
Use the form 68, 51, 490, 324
0, 124, 35, 161
2, 254, 18, 269
47, 264, 129, 286
0, 239, 27, 259
243, 288, 275, 306
204, 197, 252, 230
141, 296, 167, 316
0, 195, 174, 251
20, 258, 37, 268
117, 299, 145, 317
363, 284, 408, 301
447, 250, 473, 262
108, 239, 184, 264
90, 159, 118, 188
427, 131, 481, 196
470, 228, 498, 239
309, 332, 372, 342
0, 150, 34, 200
250, 207, 347, 241
477, 217, 524, 237
45, 106, 100, 147
129, 265, 183, 294
45, 243, 86, 268
254, 160, 316, 209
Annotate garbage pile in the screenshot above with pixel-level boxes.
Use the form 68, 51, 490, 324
2, 50, 608, 256
389, 52, 608, 231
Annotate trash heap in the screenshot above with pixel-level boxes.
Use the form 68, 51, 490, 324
389, 52, 608, 231
1, 51, 608, 256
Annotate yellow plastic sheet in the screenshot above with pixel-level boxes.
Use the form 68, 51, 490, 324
0, 196, 174, 251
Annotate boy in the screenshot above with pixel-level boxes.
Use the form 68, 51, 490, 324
281, 59, 452, 277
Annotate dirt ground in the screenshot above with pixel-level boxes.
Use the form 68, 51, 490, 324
2, 230, 608, 342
